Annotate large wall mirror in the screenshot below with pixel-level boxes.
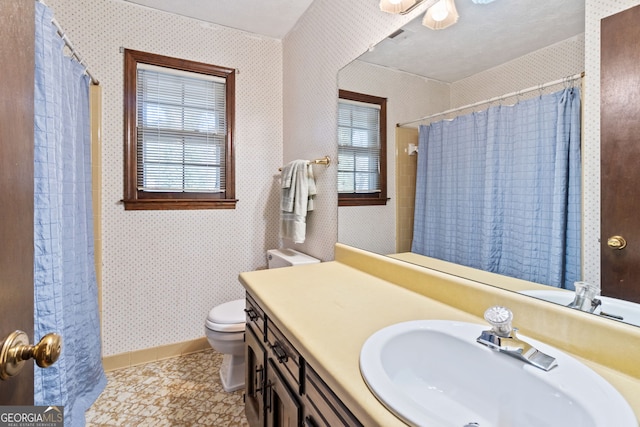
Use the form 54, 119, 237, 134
338, 0, 640, 328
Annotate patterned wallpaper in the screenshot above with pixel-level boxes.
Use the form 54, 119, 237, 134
47, 0, 285, 356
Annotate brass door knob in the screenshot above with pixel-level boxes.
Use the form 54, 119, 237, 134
0, 331, 62, 380
607, 235, 627, 250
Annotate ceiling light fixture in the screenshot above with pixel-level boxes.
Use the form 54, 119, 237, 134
379, 0, 464, 30
422, 0, 459, 30
379, 0, 425, 15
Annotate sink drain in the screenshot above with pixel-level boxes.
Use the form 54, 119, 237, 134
463, 423, 480, 427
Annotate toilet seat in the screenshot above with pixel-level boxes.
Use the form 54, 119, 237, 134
206, 299, 246, 332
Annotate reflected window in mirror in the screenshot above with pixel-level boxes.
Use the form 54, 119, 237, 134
337, 90, 387, 206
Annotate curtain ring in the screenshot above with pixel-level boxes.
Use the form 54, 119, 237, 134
516, 89, 523, 103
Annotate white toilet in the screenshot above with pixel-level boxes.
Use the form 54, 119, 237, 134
205, 248, 320, 392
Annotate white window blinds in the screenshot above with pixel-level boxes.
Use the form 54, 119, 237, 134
136, 63, 227, 193
338, 99, 381, 193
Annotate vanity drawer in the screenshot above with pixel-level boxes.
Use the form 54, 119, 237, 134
303, 365, 362, 427
245, 294, 265, 337
266, 321, 303, 393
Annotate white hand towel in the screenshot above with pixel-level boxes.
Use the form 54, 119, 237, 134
280, 160, 316, 243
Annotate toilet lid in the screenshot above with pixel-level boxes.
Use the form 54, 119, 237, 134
207, 299, 246, 325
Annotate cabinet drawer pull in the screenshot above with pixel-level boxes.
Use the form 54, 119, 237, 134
271, 342, 288, 363
244, 308, 259, 321
305, 415, 319, 427
265, 380, 273, 412
255, 365, 264, 394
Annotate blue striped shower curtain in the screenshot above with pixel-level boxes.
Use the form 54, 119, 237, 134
34, 3, 106, 426
412, 88, 581, 289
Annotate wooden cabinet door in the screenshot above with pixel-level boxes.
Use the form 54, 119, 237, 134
601, 3, 640, 304
303, 366, 363, 427
265, 359, 301, 427
245, 327, 266, 427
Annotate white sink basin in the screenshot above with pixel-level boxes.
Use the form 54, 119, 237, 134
520, 289, 640, 327
360, 320, 637, 427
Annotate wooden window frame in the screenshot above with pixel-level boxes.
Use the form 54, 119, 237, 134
123, 49, 236, 210
338, 89, 388, 207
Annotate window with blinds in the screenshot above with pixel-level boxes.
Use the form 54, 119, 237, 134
338, 90, 387, 206
123, 50, 236, 210
137, 64, 226, 193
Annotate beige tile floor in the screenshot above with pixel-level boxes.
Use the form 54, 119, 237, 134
86, 350, 249, 426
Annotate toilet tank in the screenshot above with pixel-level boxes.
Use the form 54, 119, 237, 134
267, 249, 320, 269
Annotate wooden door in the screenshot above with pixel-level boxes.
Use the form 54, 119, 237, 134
601, 4, 640, 304
0, 0, 36, 404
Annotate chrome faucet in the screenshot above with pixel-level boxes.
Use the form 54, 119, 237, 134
567, 281, 602, 313
476, 306, 558, 371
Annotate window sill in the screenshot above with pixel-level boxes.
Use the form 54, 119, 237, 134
338, 197, 389, 207
123, 198, 238, 210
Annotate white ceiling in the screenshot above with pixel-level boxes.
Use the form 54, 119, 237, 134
125, 0, 315, 39
125, 0, 585, 83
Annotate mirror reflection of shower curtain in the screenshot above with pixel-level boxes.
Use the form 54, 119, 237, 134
412, 88, 581, 289
33, 3, 106, 426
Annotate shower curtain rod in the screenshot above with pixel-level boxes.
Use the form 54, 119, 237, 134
397, 72, 584, 128
37, 0, 99, 85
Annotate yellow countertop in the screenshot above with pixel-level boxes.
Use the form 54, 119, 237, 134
239, 245, 640, 426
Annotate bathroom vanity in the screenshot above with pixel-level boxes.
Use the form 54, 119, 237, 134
244, 293, 362, 426
239, 244, 640, 426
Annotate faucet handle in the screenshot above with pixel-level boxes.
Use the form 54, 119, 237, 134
483, 306, 513, 337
